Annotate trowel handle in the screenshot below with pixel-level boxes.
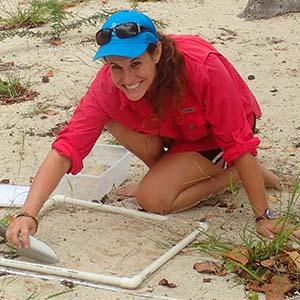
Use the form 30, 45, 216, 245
0, 224, 7, 239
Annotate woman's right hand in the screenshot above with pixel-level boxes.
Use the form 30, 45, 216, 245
6, 217, 37, 248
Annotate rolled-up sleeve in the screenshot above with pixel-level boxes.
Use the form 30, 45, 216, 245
52, 88, 109, 174
202, 54, 260, 164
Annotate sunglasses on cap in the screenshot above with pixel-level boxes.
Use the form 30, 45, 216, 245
96, 22, 152, 46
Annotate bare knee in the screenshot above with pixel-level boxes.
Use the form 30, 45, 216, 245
136, 185, 174, 214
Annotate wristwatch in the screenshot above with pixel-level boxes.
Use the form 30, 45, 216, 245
255, 208, 277, 223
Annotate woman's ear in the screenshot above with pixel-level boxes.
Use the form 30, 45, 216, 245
153, 42, 162, 64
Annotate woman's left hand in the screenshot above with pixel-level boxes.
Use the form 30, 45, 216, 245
256, 218, 300, 239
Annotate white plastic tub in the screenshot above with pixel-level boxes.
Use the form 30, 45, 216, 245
54, 144, 131, 201
0, 184, 30, 207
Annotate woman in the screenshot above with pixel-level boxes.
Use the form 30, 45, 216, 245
6, 10, 299, 248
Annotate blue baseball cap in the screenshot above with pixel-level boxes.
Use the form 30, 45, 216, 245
93, 10, 159, 60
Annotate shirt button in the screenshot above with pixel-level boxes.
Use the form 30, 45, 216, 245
236, 137, 243, 143
188, 124, 194, 130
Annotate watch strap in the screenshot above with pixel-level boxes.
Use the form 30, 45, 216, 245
15, 212, 38, 230
255, 215, 266, 223
255, 208, 276, 223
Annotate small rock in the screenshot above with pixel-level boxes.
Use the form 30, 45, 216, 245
158, 278, 177, 288
270, 87, 278, 93
61, 280, 75, 288
42, 76, 49, 83
248, 74, 255, 80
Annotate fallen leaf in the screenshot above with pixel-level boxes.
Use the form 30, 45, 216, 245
45, 70, 54, 77
158, 278, 177, 288
193, 261, 227, 276
284, 250, 300, 271
261, 270, 274, 282
246, 281, 264, 292
263, 275, 294, 300
222, 247, 249, 265
260, 259, 273, 268
180, 247, 194, 254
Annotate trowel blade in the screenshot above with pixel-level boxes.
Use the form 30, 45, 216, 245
16, 235, 59, 264
0, 224, 59, 264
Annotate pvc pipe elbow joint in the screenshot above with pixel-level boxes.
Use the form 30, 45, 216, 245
119, 276, 143, 289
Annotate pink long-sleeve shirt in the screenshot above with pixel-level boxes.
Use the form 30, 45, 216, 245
53, 34, 262, 174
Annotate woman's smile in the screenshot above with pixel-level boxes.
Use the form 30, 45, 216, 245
123, 81, 142, 90
106, 47, 161, 101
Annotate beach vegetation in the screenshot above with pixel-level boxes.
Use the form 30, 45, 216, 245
0, 1, 166, 42
0, 0, 111, 41
192, 176, 300, 298
0, 74, 37, 105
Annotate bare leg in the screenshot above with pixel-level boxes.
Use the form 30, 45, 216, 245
259, 163, 281, 190
106, 121, 164, 167
116, 158, 281, 199
106, 121, 280, 210
135, 152, 237, 213
106, 121, 164, 197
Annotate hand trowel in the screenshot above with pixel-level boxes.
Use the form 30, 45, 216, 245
0, 224, 59, 264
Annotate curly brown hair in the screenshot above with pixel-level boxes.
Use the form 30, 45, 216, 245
146, 33, 188, 118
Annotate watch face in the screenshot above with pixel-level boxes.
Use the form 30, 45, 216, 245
265, 209, 277, 219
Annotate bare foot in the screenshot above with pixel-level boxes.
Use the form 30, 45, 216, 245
263, 170, 281, 191
115, 182, 139, 198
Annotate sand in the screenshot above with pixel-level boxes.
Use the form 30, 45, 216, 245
0, 0, 299, 299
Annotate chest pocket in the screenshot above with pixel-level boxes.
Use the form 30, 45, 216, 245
173, 107, 209, 141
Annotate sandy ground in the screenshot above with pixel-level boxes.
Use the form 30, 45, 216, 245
0, 0, 299, 299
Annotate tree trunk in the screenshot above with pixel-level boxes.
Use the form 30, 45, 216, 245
238, 0, 300, 20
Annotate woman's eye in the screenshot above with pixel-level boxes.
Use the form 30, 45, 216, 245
111, 65, 121, 70
131, 61, 141, 68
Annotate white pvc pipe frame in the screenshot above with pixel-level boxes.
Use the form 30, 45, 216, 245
0, 195, 208, 289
